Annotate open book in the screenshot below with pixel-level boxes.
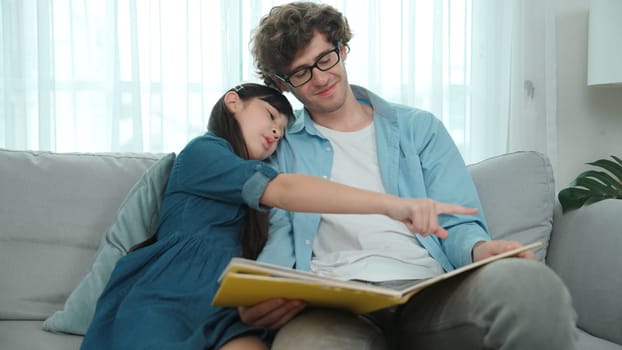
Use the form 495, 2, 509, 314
212, 241, 543, 314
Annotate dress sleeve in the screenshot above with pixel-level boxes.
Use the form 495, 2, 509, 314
170, 134, 279, 210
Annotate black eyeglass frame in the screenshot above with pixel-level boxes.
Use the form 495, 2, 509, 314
274, 43, 342, 88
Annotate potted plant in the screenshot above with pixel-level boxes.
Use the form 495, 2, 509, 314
558, 155, 622, 213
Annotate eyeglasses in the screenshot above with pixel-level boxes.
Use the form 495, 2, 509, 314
275, 45, 341, 88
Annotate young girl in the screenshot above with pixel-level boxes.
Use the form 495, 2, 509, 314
81, 83, 476, 350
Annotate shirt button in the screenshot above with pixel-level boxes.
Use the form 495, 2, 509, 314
325, 146, 331, 152
305, 240, 311, 245
322, 175, 328, 179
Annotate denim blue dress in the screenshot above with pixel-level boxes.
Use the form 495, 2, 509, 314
81, 133, 278, 349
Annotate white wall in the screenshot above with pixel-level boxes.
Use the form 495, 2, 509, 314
555, 0, 622, 188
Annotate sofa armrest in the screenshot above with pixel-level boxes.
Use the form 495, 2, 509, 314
468, 151, 555, 262
547, 199, 622, 345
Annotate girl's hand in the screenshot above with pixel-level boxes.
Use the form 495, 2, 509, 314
387, 198, 478, 239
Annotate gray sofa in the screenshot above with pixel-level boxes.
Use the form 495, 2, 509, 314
0, 148, 620, 349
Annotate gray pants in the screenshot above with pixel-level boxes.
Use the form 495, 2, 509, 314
272, 258, 579, 350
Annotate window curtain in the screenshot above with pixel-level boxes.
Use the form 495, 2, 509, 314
0, 0, 556, 168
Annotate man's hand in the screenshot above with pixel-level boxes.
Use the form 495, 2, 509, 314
472, 240, 537, 262
238, 298, 306, 330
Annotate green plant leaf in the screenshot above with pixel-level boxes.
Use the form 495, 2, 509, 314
573, 177, 615, 196
559, 156, 622, 213
558, 187, 593, 213
587, 159, 622, 183
572, 170, 622, 192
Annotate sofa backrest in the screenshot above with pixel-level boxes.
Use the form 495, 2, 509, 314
0, 149, 160, 320
467, 151, 556, 261
0, 148, 556, 321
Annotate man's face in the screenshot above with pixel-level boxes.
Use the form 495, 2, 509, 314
277, 32, 349, 116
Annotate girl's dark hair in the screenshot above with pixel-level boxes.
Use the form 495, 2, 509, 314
207, 83, 294, 159
131, 83, 294, 260
208, 83, 294, 259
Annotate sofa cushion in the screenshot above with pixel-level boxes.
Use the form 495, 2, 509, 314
0, 149, 165, 322
467, 151, 555, 261
41, 152, 175, 335
548, 199, 622, 346
0, 321, 83, 350
576, 328, 622, 350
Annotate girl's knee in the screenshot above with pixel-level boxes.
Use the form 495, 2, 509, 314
219, 335, 268, 350
272, 309, 386, 350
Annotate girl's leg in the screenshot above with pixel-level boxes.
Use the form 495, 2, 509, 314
219, 335, 269, 350
272, 308, 387, 350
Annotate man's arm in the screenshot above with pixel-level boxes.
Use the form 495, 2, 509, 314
256, 206, 295, 267
402, 110, 487, 267
414, 116, 537, 264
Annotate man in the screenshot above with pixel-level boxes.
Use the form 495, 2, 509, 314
240, 2, 579, 349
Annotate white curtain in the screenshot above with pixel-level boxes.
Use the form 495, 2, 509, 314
0, 0, 556, 167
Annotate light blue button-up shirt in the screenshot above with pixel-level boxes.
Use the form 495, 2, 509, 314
258, 85, 490, 272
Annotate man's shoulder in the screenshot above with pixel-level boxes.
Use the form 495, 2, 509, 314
376, 99, 440, 131
351, 85, 438, 122
283, 108, 308, 135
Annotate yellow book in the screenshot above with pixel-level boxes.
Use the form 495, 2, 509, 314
212, 241, 543, 314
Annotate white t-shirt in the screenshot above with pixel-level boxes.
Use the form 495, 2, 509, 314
310, 122, 444, 282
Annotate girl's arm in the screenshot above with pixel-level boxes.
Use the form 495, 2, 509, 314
260, 173, 477, 239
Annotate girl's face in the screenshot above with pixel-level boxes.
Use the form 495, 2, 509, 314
225, 92, 289, 160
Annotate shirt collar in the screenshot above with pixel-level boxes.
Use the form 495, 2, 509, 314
287, 84, 390, 136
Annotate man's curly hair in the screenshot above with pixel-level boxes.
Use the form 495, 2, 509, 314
250, 2, 352, 90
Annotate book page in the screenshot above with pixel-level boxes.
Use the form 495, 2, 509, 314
220, 257, 400, 295
212, 240, 544, 314
397, 241, 544, 296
